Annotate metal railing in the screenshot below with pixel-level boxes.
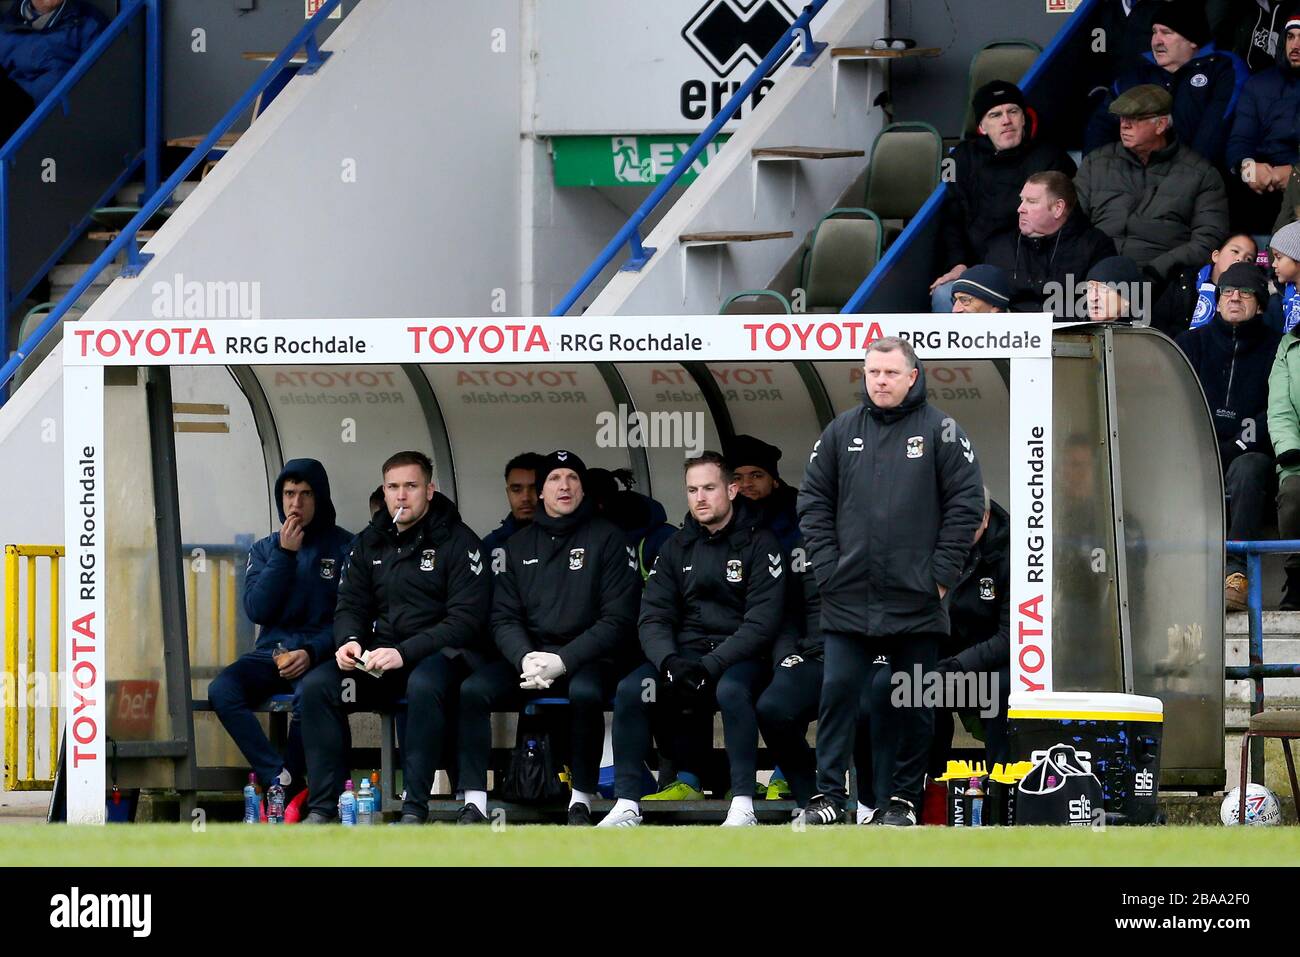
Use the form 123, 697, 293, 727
1225, 540, 1300, 782
183, 542, 253, 680
551, 0, 830, 317
0, 0, 344, 401
3, 544, 63, 790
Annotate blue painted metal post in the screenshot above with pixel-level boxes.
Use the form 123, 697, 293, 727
0, 160, 8, 384
142, 0, 162, 202
1248, 551, 1265, 783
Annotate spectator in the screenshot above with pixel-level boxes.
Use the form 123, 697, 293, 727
1097, 0, 1179, 79
1087, 1, 1248, 163
1209, 0, 1297, 73
584, 466, 677, 580
1177, 262, 1279, 611
1084, 255, 1147, 322
207, 459, 352, 807
1272, 165, 1300, 232
1153, 233, 1258, 336
367, 484, 384, 518
985, 171, 1117, 312
949, 264, 1011, 314
1266, 220, 1300, 332
0, 1, 107, 106
481, 451, 544, 570
929, 81, 1076, 311
1226, 16, 1300, 232
1267, 285, 1300, 608
1075, 84, 1229, 291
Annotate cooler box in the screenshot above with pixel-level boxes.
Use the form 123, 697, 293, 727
1007, 692, 1163, 825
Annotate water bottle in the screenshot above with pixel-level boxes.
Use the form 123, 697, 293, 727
357, 777, 374, 825
966, 776, 985, 827
242, 773, 259, 824
267, 779, 286, 824
339, 779, 357, 826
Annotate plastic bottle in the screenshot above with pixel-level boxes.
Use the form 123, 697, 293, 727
967, 776, 985, 827
370, 772, 381, 811
242, 773, 260, 824
357, 777, 374, 825
267, 779, 286, 824
339, 779, 358, 826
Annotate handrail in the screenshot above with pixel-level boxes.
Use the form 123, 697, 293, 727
0, 0, 161, 365
551, 0, 829, 317
0, 0, 344, 399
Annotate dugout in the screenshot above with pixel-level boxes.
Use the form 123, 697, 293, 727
61, 315, 1222, 822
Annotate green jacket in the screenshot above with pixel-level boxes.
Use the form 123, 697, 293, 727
1267, 331, 1300, 479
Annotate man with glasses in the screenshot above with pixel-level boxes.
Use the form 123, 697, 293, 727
1175, 262, 1279, 611
949, 265, 1011, 314
1076, 84, 1229, 298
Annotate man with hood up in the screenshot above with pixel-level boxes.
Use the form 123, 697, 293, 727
208, 458, 353, 803
798, 338, 984, 827
300, 450, 491, 824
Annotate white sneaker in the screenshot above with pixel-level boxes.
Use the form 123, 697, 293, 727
857, 806, 876, 825
721, 807, 758, 827
597, 807, 643, 828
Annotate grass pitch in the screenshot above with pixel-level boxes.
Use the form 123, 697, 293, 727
0, 824, 1296, 867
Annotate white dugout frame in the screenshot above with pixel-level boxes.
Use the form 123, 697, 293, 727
62, 314, 1053, 823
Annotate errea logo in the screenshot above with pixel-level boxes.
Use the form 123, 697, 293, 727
50, 887, 151, 937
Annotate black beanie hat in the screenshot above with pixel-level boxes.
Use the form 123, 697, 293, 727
536, 449, 588, 492
1152, 0, 1212, 46
1216, 262, 1270, 301
724, 434, 782, 479
971, 80, 1027, 125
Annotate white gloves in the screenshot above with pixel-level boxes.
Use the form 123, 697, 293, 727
519, 651, 566, 690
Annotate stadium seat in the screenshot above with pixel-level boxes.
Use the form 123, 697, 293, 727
1235, 710, 1300, 824
718, 289, 793, 314
962, 39, 1043, 137
801, 207, 883, 312
862, 122, 943, 246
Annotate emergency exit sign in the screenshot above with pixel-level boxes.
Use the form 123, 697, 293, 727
552, 135, 731, 187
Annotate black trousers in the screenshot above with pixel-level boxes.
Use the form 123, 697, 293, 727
1225, 452, 1275, 576
207, 650, 305, 789
611, 657, 766, 800
458, 658, 617, 794
816, 631, 939, 808
928, 665, 1012, 775
1277, 474, 1300, 573
301, 652, 469, 819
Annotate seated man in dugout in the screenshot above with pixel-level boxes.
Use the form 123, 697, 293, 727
208, 459, 353, 815
481, 451, 545, 570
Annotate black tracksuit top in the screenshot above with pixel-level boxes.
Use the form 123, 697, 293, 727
638, 499, 785, 678
491, 500, 641, 673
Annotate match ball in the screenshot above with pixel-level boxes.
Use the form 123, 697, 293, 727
1219, 784, 1281, 826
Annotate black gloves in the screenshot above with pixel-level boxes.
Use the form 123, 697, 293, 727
1279, 449, 1300, 467
936, 656, 962, 675
663, 655, 709, 696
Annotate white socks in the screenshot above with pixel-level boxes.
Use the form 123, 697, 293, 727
569, 789, 595, 809
611, 798, 639, 816
730, 795, 754, 814
465, 789, 488, 815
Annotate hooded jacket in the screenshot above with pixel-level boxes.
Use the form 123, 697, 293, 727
1268, 323, 1300, 480
1087, 43, 1248, 162
0, 0, 107, 104
491, 499, 641, 673
984, 208, 1117, 312
797, 365, 985, 638
243, 459, 354, 664
1212, 0, 1296, 73
1177, 312, 1281, 468
941, 501, 1011, 673
333, 491, 491, 668
482, 512, 528, 573
1074, 136, 1229, 281
936, 127, 1077, 274
638, 498, 785, 678
598, 488, 678, 580
1226, 29, 1300, 170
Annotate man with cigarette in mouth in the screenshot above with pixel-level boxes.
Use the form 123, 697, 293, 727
300, 450, 491, 824
208, 458, 352, 813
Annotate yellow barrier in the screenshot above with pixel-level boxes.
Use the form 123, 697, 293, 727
4, 545, 63, 791
184, 554, 239, 674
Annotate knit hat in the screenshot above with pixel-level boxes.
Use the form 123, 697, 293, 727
951, 264, 1012, 309
724, 434, 782, 479
1152, 0, 1212, 47
1216, 262, 1270, 300
1271, 221, 1300, 262
971, 80, 1027, 125
536, 449, 587, 492
1086, 256, 1144, 288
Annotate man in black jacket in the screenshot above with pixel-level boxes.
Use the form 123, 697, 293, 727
1176, 262, 1280, 611
300, 450, 490, 824
798, 337, 984, 826
985, 171, 1116, 314
929, 81, 1076, 311
458, 449, 640, 826
598, 452, 785, 828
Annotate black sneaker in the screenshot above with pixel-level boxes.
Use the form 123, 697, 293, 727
567, 803, 593, 826
878, 798, 917, 827
802, 794, 845, 825
457, 803, 489, 825
301, 811, 333, 825
394, 812, 425, 825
